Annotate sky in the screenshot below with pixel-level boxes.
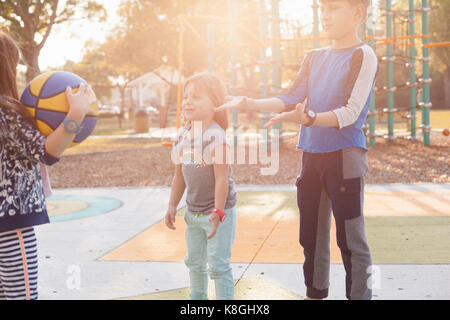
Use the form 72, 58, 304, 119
280, 0, 315, 28
39, 0, 315, 70
39, 0, 122, 69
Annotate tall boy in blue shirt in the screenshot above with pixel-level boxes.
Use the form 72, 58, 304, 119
217, 0, 378, 300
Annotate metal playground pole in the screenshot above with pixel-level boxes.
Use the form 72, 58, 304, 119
385, 0, 396, 141
421, 0, 432, 146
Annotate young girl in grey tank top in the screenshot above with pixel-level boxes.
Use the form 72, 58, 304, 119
165, 73, 238, 300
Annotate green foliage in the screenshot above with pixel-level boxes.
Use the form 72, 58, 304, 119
63, 41, 113, 101
67, 0, 265, 102
0, 0, 106, 80
429, 0, 450, 73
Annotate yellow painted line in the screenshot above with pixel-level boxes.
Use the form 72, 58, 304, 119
121, 277, 302, 300
46, 199, 89, 217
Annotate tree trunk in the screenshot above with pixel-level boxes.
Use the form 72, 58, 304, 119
444, 67, 450, 110
159, 106, 168, 128
118, 85, 126, 129
22, 45, 41, 83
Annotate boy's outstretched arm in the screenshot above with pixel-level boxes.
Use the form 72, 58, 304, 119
263, 108, 303, 128
304, 110, 340, 128
216, 96, 286, 114
289, 47, 378, 129
331, 48, 378, 129
263, 102, 340, 129
216, 52, 313, 115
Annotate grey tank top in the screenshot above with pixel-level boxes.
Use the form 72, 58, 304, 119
172, 121, 237, 213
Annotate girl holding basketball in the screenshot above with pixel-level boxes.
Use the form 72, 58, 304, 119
165, 73, 238, 300
0, 31, 92, 300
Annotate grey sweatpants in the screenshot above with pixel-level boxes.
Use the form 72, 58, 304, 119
296, 147, 372, 300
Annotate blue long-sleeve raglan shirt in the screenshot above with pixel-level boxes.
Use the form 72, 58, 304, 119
277, 43, 379, 153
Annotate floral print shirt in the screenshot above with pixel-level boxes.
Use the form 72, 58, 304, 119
0, 105, 60, 232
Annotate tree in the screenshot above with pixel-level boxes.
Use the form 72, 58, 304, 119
387, 0, 450, 109
63, 40, 113, 101
430, 0, 450, 108
0, 0, 106, 81
106, 0, 264, 88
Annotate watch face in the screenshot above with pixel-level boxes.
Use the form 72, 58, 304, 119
308, 110, 315, 118
67, 121, 77, 131
64, 118, 81, 134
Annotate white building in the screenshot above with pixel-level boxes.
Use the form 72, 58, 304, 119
128, 65, 182, 108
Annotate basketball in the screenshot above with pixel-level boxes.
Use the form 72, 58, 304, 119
20, 71, 99, 147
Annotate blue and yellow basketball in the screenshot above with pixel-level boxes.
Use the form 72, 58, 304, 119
20, 71, 98, 147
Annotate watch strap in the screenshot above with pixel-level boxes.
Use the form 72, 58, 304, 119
211, 208, 227, 222
303, 108, 316, 127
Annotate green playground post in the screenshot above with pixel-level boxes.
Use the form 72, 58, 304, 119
386, 0, 395, 140
367, 3, 376, 146
207, 22, 215, 73
408, 0, 417, 140
421, 0, 431, 146
271, 0, 282, 148
228, 0, 238, 147
259, 0, 269, 149
359, 22, 366, 40
312, 0, 320, 49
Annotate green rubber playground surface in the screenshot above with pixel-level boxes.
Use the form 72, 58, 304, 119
367, 216, 450, 264
104, 190, 450, 265
181, 191, 450, 264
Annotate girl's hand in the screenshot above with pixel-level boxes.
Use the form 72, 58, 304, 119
65, 84, 93, 119
207, 213, 221, 239
165, 207, 177, 230
215, 95, 249, 113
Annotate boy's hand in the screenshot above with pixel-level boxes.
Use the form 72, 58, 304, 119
207, 213, 221, 239
215, 95, 249, 112
295, 101, 309, 125
264, 112, 285, 128
165, 207, 177, 230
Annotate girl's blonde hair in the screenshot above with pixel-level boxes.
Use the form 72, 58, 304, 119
182, 73, 228, 131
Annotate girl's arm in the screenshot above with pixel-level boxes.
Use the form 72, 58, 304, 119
213, 165, 229, 213
0, 85, 92, 165
0, 107, 60, 166
208, 143, 230, 239
165, 164, 186, 230
45, 85, 92, 157
168, 164, 186, 211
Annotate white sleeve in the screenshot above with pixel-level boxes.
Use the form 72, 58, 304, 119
333, 46, 379, 129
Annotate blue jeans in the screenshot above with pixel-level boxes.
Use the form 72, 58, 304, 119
184, 206, 237, 300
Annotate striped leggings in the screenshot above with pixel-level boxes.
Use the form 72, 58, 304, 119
0, 227, 38, 300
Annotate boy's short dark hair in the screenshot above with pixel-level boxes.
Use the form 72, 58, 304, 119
319, 0, 371, 7
319, 0, 371, 17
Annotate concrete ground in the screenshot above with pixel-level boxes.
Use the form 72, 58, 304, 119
36, 184, 450, 300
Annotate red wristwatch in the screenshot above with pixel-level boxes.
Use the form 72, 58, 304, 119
211, 208, 227, 222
